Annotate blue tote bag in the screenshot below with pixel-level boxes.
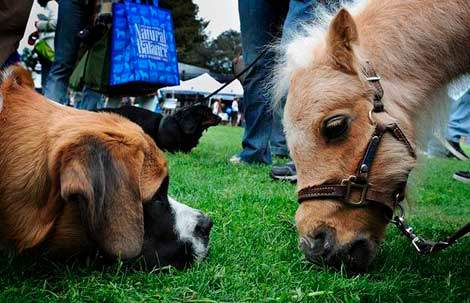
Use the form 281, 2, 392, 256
110, 0, 180, 95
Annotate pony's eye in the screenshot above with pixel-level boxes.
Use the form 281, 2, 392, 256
321, 114, 350, 140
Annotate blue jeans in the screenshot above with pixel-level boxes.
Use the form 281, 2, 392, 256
427, 90, 470, 155
238, 0, 333, 164
448, 89, 470, 143
44, 0, 101, 108
74, 85, 105, 110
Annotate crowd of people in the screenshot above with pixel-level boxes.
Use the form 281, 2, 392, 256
211, 97, 241, 126
1, 0, 469, 184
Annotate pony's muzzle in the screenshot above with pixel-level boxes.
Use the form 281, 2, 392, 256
299, 228, 375, 273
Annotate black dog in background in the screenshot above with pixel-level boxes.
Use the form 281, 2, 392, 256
98, 105, 221, 153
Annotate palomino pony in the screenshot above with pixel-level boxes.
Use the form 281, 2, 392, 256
274, 0, 470, 271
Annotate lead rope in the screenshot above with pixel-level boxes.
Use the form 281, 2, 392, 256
192, 48, 269, 106
390, 203, 470, 253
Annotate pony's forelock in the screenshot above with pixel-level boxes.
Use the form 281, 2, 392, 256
269, 0, 370, 107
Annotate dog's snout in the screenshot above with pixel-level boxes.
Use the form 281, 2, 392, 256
196, 214, 213, 235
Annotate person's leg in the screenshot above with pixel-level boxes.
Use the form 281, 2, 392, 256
446, 90, 470, 159
448, 90, 470, 142
77, 86, 104, 110
39, 58, 51, 91
43, 0, 89, 105
237, 0, 287, 165
271, 106, 289, 157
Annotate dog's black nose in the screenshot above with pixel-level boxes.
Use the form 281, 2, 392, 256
196, 215, 213, 235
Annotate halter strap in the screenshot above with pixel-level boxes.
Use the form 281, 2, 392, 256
297, 121, 414, 218
363, 61, 384, 112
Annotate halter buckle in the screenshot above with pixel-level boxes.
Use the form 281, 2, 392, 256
341, 176, 368, 206
366, 76, 381, 82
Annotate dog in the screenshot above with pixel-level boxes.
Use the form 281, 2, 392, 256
98, 105, 221, 153
0, 66, 212, 269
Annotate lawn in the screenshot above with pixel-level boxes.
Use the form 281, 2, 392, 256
0, 126, 468, 302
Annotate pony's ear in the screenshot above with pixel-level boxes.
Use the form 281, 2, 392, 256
327, 8, 359, 74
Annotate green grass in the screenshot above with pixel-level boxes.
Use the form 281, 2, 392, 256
1, 126, 469, 302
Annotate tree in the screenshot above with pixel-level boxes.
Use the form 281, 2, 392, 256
207, 30, 241, 75
158, 1, 241, 75
158, 0, 209, 68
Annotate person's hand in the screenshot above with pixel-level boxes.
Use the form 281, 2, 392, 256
28, 31, 40, 46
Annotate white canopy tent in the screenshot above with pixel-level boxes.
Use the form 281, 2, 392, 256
160, 73, 244, 99
160, 73, 222, 95
217, 79, 244, 99
159, 74, 244, 113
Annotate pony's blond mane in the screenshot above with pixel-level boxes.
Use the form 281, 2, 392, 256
269, 0, 369, 106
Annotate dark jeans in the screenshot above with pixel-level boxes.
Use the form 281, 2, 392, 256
39, 57, 51, 90
44, 0, 101, 108
238, 0, 327, 164
74, 85, 105, 110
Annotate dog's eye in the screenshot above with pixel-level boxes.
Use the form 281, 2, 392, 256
321, 114, 350, 140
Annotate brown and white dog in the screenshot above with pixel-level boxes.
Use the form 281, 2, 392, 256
0, 66, 212, 269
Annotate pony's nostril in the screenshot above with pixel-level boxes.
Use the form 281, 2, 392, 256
344, 238, 375, 272
348, 239, 373, 261
311, 232, 327, 254
299, 229, 335, 260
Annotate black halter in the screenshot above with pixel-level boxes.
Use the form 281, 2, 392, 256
297, 61, 469, 253
298, 61, 415, 218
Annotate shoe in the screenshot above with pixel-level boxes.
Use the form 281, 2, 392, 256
270, 161, 297, 182
230, 154, 242, 164
453, 171, 470, 183
444, 140, 469, 160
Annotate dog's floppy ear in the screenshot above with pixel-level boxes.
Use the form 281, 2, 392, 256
140, 134, 168, 201
59, 137, 145, 259
60, 155, 102, 239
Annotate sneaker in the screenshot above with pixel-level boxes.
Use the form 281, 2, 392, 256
444, 140, 469, 160
453, 171, 470, 183
230, 154, 242, 164
270, 161, 297, 182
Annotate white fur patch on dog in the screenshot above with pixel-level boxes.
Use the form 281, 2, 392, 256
0, 93, 3, 113
168, 197, 209, 261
